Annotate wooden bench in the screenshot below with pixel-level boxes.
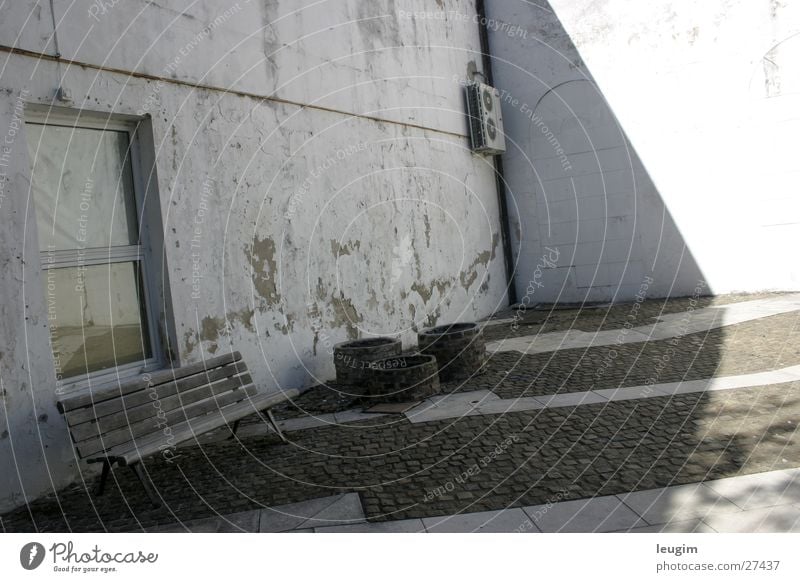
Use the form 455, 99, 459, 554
57, 351, 298, 506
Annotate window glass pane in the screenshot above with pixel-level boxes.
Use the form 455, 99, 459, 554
44, 262, 152, 379
26, 124, 138, 251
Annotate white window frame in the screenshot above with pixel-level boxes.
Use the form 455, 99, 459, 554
26, 108, 165, 394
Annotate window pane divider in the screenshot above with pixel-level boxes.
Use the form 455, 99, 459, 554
40, 245, 143, 269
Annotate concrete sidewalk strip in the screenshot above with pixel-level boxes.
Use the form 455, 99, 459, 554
258, 495, 347, 533
523, 496, 646, 533
617, 483, 741, 525
150, 509, 261, 533
427, 390, 500, 406
400, 365, 800, 425
157, 469, 800, 533
486, 294, 800, 355
535, 391, 606, 408
315, 518, 426, 533
297, 493, 366, 529
277, 414, 336, 432
405, 390, 497, 423
405, 406, 482, 423
333, 410, 387, 424
593, 385, 660, 402
702, 469, 800, 511
475, 397, 546, 415
702, 505, 800, 533
422, 509, 534, 533
624, 519, 717, 533
704, 370, 800, 391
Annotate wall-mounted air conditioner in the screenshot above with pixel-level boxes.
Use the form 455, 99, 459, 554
465, 81, 506, 155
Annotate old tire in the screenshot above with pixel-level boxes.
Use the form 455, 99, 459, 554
365, 354, 440, 402
333, 337, 402, 388
418, 322, 486, 382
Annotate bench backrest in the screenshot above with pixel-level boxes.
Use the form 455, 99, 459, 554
56, 352, 254, 459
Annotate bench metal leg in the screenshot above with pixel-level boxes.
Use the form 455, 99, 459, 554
264, 409, 288, 443
130, 463, 161, 508
96, 460, 111, 496
227, 419, 241, 440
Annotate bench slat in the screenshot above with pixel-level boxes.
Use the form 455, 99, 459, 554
58, 352, 242, 412
106, 389, 299, 466
64, 362, 248, 426
69, 373, 253, 443
75, 384, 258, 458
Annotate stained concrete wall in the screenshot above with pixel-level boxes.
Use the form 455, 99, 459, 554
486, 0, 800, 303
0, 1, 509, 512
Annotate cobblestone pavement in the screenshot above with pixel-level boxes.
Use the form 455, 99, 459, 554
469, 312, 800, 399
2, 294, 799, 532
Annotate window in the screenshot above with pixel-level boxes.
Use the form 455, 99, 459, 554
26, 112, 161, 387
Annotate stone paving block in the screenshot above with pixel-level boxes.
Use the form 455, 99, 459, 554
523, 495, 646, 532
299, 492, 365, 529
155, 510, 260, 533
618, 483, 741, 525
422, 509, 534, 533
314, 518, 426, 533
702, 469, 800, 510
625, 519, 716, 533
215, 510, 261, 532
702, 505, 800, 533
259, 495, 344, 532
236, 424, 273, 439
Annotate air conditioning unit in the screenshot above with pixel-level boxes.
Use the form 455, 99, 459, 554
465, 81, 506, 155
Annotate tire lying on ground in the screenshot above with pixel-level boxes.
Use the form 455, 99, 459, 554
333, 337, 402, 390
365, 354, 441, 403
417, 322, 486, 382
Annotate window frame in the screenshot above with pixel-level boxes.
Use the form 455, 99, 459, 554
26, 108, 165, 394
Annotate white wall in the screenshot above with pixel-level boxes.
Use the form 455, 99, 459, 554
0, 0, 508, 512
487, 0, 800, 303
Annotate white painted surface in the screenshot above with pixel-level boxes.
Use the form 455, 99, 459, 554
486, 0, 800, 302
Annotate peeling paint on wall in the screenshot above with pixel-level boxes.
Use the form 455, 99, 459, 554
330, 294, 364, 340
247, 236, 281, 305
331, 239, 361, 257
460, 234, 499, 290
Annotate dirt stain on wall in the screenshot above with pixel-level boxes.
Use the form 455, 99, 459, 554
460, 234, 499, 290
199, 315, 227, 354
331, 294, 363, 340
331, 239, 362, 257
247, 236, 281, 305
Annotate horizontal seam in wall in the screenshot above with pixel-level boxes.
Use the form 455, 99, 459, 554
0, 44, 469, 140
